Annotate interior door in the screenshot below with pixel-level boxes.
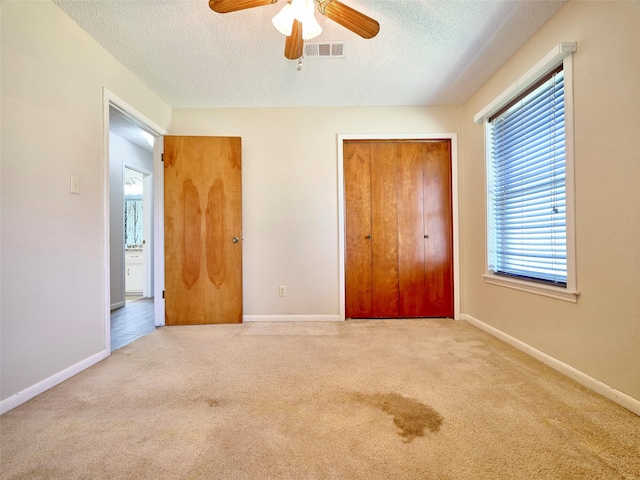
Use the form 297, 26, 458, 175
344, 140, 453, 318
164, 136, 242, 325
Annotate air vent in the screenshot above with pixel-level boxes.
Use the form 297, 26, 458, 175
304, 41, 347, 59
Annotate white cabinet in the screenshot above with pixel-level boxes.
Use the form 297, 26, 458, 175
125, 250, 144, 294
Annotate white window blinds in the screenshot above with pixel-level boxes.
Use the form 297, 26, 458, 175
487, 66, 567, 286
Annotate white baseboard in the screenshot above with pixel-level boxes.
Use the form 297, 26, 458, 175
461, 313, 640, 416
0, 349, 109, 415
243, 315, 341, 322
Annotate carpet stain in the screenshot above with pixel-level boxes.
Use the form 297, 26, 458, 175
351, 392, 443, 443
194, 396, 221, 407
204, 398, 221, 407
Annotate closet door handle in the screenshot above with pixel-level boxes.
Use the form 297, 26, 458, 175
424, 235, 429, 239
365, 235, 371, 239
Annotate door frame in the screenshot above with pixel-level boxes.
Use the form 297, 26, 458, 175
103, 89, 168, 352
337, 133, 460, 321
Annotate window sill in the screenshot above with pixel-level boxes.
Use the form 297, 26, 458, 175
483, 273, 579, 303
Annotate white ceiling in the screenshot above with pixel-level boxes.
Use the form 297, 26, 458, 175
109, 106, 156, 152
53, 0, 568, 108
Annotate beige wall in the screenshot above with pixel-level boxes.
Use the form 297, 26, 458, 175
1, 1, 171, 400
460, 0, 640, 400
171, 107, 462, 318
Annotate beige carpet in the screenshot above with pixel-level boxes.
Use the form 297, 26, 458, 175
1, 319, 639, 479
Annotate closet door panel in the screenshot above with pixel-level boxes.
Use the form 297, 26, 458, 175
344, 143, 373, 318
396, 142, 428, 317
423, 141, 454, 317
370, 143, 399, 317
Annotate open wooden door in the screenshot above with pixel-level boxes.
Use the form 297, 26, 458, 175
164, 136, 242, 325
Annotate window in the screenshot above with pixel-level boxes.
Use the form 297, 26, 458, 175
489, 66, 566, 285
475, 43, 578, 302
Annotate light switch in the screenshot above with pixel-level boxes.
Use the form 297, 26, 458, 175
70, 176, 80, 195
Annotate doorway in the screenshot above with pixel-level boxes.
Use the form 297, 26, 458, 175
104, 90, 167, 351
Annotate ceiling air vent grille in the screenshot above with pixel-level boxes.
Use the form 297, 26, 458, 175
304, 41, 347, 59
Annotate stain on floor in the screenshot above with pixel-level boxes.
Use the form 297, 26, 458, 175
351, 392, 443, 442
193, 396, 221, 407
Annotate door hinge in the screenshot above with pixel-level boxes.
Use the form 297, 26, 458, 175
162, 290, 165, 299
161, 153, 164, 162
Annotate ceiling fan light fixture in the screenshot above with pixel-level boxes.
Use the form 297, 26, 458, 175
273, 0, 322, 40
301, 11, 322, 40
272, 4, 294, 36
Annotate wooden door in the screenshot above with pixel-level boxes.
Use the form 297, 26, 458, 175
396, 142, 428, 317
344, 142, 373, 318
370, 143, 400, 316
423, 141, 453, 317
344, 140, 453, 318
164, 136, 242, 325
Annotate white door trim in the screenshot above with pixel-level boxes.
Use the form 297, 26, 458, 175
103, 89, 168, 352
337, 133, 460, 321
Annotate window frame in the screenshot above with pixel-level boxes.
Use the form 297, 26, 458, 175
475, 43, 579, 302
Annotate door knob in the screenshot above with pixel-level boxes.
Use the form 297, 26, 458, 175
365, 235, 371, 239
232, 237, 240, 243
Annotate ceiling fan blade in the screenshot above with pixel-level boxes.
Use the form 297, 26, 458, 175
209, 0, 278, 14
284, 19, 304, 60
317, 0, 379, 39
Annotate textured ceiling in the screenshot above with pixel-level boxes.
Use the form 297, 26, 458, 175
109, 106, 155, 152
53, 0, 568, 108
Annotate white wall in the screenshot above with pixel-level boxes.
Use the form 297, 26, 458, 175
1, 1, 171, 403
171, 107, 462, 319
109, 132, 154, 309
460, 0, 640, 401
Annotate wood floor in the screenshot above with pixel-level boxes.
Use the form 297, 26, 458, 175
110, 297, 155, 350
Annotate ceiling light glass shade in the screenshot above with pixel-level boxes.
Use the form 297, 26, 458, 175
300, 12, 322, 40
272, 4, 294, 36
290, 0, 309, 18
272, 0, 321, 39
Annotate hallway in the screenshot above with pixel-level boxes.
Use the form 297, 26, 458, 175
110, 298, 155, 350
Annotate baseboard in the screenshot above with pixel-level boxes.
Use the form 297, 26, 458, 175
243, 315, 341, 322
461, 313, 640, 416
110, 300, 125, 310
0, 349, 110, 415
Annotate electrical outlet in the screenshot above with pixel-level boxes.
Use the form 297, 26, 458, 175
279, 285, 286, 297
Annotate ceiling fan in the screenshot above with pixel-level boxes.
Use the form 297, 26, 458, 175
209, 0, 380, 60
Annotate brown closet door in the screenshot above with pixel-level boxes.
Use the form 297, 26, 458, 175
344, 142, 373, 318
396, 142, 428, 317
370, 143, 399, 317
344, 140, 453, 319
423, 141, 453, 317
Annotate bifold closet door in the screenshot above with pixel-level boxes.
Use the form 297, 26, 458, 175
344, 140, 453, 319
370, 143, 400, 316
396, 142, 428, 317
344, 142, 373, 318
422, 141, 453, 317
